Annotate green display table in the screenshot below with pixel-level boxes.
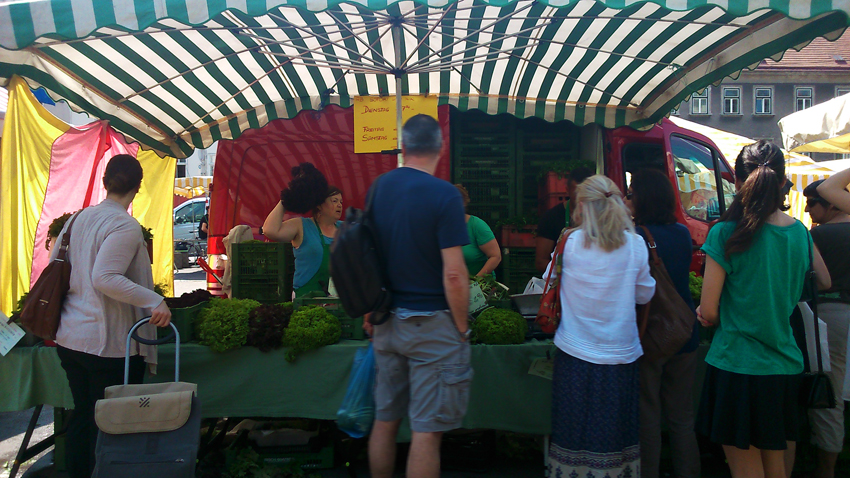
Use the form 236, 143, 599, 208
1, 340, 557, 434
0, 345, 74, 411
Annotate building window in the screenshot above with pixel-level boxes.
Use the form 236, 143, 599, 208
176, 158, 187, 178
722, 87, 741, 115
691, 88, 709, 115
837, 86, 850, 97
795, 87, 813, 111
837, 153, 850, 160
754, 87, 773, 115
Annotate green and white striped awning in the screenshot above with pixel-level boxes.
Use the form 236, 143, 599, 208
1, 0, 848, 158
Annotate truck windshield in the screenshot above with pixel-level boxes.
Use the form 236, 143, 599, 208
670, 135, 735, 222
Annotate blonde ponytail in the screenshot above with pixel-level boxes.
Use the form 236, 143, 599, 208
576, 175, 634, 252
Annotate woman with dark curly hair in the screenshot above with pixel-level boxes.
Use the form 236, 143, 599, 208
263, 163, 343, 297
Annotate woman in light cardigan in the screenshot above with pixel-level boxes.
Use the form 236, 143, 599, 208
544, 174, 655, 478
53, 154, 171, 478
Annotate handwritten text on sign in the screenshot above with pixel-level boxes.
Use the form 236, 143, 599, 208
353, 96, 438, 154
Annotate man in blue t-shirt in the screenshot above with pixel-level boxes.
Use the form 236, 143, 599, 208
367, 114, 471, 478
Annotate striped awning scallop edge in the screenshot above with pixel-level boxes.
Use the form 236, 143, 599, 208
1, 0, 848, 158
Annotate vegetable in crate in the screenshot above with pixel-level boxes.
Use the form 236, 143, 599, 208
246, 302, 294, 352
165, 288, 213, 309
197, 298, 261, 352
470, 274, 508, 301
472, 308, 527, 345
283, 305, 341, 362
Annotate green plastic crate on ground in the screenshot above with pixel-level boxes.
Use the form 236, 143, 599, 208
293, 297, 366, 340
499, 247, 538, 295
231, 242, 288, 303
157, 300, 209, 342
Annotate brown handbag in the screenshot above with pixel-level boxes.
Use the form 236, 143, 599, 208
636, 226, 697, 359
20, 211, 82, 340
536, 229, 576, 334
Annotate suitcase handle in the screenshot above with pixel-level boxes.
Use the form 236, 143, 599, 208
125, 317, 180, 384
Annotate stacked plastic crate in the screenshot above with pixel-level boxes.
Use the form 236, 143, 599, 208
451, 109, 516, 229
230, 242, 294, 303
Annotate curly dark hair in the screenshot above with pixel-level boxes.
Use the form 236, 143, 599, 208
280, 162, 330, 214
46, 212, 74, 250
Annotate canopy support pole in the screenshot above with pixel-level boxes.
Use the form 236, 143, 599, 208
393, 22, 404, 168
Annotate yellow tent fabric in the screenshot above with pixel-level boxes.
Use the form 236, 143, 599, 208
0, 77, 69, 315
1, 76, 176, 315
135, 151, 177, 296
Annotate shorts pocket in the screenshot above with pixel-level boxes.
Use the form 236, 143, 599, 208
435, 364, 474, 424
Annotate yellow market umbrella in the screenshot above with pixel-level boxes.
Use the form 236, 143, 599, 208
174, 176, 211, 199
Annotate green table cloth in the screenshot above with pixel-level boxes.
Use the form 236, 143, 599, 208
1, 341, 557, 435
0, 345, 74, 411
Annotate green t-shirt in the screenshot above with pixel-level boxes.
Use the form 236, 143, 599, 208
462, 215, 496, 277
700, 220, 809, 375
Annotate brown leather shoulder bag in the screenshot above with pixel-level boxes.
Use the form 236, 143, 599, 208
20, 211, 82, 340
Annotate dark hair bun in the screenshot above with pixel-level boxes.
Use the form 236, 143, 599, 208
103, 154, 143, 195
280, 162, 330, 214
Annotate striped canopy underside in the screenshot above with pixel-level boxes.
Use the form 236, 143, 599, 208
0, 0, 848, 158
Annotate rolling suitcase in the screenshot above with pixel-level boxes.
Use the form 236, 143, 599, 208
92, 317, 201, 478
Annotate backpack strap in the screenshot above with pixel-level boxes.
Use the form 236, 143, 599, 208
637, 225, 663, 268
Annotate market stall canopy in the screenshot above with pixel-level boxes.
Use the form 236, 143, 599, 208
1, 1, 849, 158
670, 116, 841, 227
779, 92, 850, 154
175, 175, 212, 198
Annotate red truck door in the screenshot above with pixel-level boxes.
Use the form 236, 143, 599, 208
605, 118, 735, 273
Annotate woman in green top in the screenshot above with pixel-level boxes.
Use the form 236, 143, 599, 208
696, 141, 830, 478
455, 184, 501, 277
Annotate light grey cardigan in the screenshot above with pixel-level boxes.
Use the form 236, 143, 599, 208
52, 199, 164, 365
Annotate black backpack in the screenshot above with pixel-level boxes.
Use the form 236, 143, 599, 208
330, 176, 393, 324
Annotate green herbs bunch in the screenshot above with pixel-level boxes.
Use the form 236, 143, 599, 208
283, 305, 341, 362
8, 292, 28, 323
689, 272, 703, 305
197, 298, 261, 352
472, 308, 527, 345
247, 303, 294, 352
471, 275, 508, 301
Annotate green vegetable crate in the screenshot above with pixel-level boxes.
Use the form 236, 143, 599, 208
157, 300, 209, 343
231, 242, 293, 303
293, 297, 366, 340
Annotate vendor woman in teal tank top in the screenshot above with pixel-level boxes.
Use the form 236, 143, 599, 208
262, 163, 343, 298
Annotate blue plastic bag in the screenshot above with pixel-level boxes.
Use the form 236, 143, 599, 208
336, 343, 376, 438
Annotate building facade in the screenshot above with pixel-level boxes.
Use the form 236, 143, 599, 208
674, 33, 850, 161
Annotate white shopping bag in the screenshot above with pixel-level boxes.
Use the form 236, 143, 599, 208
523, 277, 546, 295
799, 302, 830, 373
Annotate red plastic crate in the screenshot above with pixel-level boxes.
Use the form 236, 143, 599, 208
540, 171, 569, 196
499, 226, 537, 248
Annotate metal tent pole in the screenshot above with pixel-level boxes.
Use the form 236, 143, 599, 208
392, 20, 404, 168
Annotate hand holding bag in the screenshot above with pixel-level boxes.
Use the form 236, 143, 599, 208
799, 231, 835, 409
636, 226, 696, 360
536, 229, 576, 335
19, 211, 82, 340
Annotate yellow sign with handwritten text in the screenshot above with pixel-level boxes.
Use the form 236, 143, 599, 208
353, 96, 438, 153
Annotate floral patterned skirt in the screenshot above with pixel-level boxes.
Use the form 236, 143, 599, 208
547, 349, 640, 478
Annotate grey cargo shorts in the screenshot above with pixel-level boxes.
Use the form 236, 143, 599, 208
372, 309, 473, 433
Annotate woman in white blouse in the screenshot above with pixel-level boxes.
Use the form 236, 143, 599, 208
544, 174, 656, 478
52, 154, 171, 478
